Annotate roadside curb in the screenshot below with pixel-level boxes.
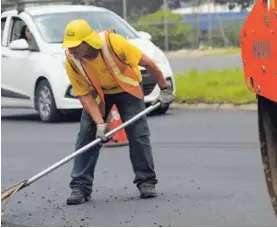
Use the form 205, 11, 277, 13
166, 51, 241, 58
170, 102, 257, 111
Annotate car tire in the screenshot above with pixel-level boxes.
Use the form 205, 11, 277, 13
155, 105, 170, 115
35, 79, 61, 123
148, 104, 170, 116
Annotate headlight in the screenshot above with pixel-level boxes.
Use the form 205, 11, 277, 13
65, 85, 77, 98
166, 78, 173, 88
69, 86, 75, 97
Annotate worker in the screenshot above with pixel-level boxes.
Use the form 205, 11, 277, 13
62, 19, 175, 205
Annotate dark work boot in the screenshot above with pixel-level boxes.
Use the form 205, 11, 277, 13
66, 188, 91, 205
138, 183, 157, 199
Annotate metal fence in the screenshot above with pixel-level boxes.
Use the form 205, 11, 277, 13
132, 16, 245, 52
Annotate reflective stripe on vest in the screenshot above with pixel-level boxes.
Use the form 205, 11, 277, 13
80, 58, 105, 103
65, 50, 102, 104
99, 32, 140, 87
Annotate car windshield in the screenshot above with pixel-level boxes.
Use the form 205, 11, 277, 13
33, 11, 138, 43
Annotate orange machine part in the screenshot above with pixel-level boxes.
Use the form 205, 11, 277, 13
240, 0, 277, 102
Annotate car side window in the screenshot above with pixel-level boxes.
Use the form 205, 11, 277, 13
1, 17, 7, 46
9, 17, 26, 44
9, 17, 39, 51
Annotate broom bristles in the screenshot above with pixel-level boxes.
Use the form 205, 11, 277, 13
1, 180, 27, 201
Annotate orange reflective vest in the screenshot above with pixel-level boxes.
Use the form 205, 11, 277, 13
65, 29, 144, 105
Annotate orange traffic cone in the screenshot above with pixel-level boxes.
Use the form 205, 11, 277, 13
103, 105, 129, 147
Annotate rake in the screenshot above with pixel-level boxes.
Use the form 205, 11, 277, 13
1, 102, 160, 206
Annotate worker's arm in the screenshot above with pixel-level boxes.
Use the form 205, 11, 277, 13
78, 94, 108, 141
109, 33, 167, 89
138, 54, 167, 89
78, 94, 104, 124
110, 33, 174, 107
139, 54, 175, 107
65, 60, 104, 125
123, 43, 175, 106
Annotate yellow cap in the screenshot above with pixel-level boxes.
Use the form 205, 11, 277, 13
62, 19, 102, 49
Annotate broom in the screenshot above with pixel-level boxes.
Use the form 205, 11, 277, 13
1, 102, 160, 203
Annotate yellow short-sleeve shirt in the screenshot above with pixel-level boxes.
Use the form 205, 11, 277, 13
65, 33, 143, 96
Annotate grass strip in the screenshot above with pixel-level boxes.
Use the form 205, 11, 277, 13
174, 68, 256, 105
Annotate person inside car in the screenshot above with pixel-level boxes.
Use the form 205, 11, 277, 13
19, 25, 37, 51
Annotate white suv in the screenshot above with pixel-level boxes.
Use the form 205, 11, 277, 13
1, 4, 175, 122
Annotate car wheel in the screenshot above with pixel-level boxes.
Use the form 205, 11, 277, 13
35, 80, 61, 122
155, 105, 170, 115
147, 104, 170, 116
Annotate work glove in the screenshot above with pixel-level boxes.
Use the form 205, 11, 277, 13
153, 85, 175, 108
96, 123, 109, 142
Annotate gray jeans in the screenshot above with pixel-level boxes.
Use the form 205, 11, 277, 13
70, 92, 158, 195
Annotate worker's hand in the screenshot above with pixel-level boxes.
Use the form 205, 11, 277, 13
153, 85, 175, 108
96, 123, 109, 142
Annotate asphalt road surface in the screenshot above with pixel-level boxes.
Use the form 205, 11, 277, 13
1, 108, 277, 227
168, 54, 242, 74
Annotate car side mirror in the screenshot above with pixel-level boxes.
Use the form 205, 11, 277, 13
137, 31, 152, 40
9, 39, 29, 50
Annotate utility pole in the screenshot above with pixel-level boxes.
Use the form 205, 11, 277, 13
123, 0, 127, 21
163, 0, 169, 51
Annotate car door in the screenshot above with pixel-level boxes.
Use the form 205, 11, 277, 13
1, 16, 38, 108
0, 16, 18, 106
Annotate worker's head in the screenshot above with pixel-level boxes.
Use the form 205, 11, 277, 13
62, 19, 102, 59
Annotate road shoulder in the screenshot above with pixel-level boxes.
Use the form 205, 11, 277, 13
171, 102, 257, 111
